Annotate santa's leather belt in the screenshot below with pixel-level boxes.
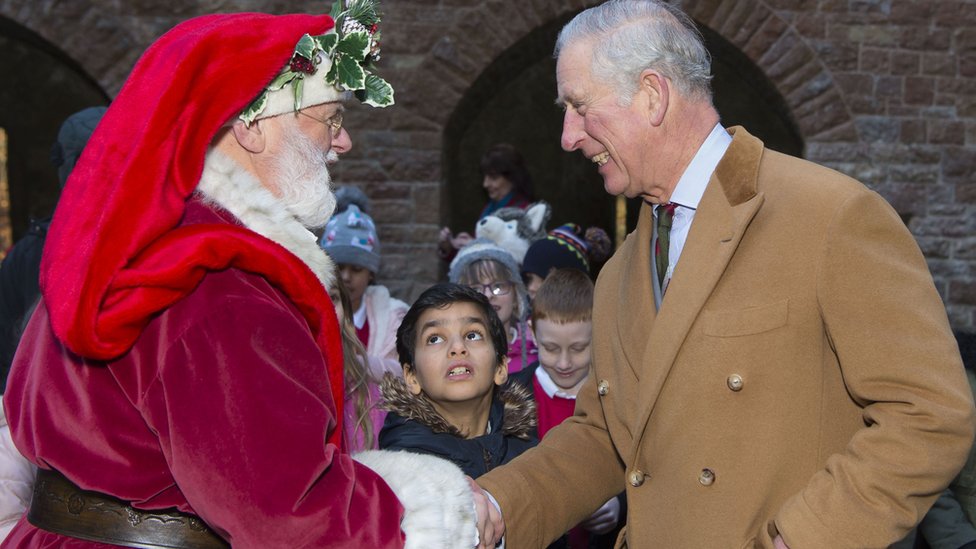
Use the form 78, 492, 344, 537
28, 468, 229, 549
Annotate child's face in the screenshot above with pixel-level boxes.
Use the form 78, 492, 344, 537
339, 263, 371, 308
470, 275, 516, 331
404, 301, 509, 405
534, 319, 593, 393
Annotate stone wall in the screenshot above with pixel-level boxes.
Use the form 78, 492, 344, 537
1, 0, 973, 331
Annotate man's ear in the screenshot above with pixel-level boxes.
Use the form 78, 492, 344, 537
403, 364, 423, 396
494, 357, 510, 386
638, 69, 670, 127
230, 119, 268, 153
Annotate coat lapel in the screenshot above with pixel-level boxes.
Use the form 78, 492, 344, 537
624, 127, 766, 461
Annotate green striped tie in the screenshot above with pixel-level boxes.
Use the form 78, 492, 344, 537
655, 203, 677, 290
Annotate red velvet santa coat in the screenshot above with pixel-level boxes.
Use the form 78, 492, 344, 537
2, 193, 410, 547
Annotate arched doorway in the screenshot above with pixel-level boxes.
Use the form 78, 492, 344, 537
0, 16, 108, 245
442, 13, 803, 257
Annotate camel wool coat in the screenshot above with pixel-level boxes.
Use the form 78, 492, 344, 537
478, 127, 976, 549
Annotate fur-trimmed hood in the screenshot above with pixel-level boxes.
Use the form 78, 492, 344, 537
380, 374, 536, 439
378, 374, 538, 478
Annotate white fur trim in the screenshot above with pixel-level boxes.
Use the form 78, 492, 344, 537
353, 450, 478, 549
196, 150, 336, 290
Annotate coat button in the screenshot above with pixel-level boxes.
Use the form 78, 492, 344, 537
699, 468, 715, 486
629, 470, 645, 487
597, 380, 609, 396
726, 374, 743, 392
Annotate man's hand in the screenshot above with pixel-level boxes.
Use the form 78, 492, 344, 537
581, 497, 620, 534
468, 477, 504, 548
773, 535, 790, 549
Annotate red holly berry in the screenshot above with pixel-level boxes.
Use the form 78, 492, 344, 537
370, 23, 378, 34
289, 55, 315, 74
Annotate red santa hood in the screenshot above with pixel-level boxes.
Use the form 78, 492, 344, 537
39, 12, 346, 445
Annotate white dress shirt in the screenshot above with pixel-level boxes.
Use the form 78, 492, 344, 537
654, 123, 732, 285
534, 364, 579, 400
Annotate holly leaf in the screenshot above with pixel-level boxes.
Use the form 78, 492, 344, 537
268, 70, 297, 91
314, 33, 338, 56
359, 73, 394, 107
239, 92, 268, 126
333, 56, 366, 90
293, 76, 304, 111
294, 34, 316, 60
336, 31, 370, 61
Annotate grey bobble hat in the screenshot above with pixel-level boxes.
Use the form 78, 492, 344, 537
319, 203, 381, 273
448, 238, 530, 319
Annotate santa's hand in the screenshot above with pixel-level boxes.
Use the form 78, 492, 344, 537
581, 497, 620, 535
468, 477, 504, 548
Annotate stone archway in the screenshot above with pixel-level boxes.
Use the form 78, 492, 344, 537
0, 15, 109, 241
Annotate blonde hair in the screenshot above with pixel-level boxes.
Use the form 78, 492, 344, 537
332, 279, 376, 450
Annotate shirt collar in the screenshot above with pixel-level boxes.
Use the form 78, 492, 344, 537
534, 364, 578, 400
353, 297, 367, 329
667, 123, 732, 210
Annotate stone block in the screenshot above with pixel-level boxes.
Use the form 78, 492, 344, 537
855, 116, 901, 143
792, 13, 826, 39
900, 119, 926, 144
923, 53, 957, 76
890, 0, 936, 23
847, 96, 884, 115
875, 75, 903, 98
961, 55, 976, 78
860, 47, 891, 73
835, 73, 875, 95
920, 105, 958, 119
805, 141, 868, 162
891, 51, 921, 75
916, 236, 953, 259
764, 0, 819, 9
950, 280, 976, 306
935, 1, 976, 25
960, 184, 976, 204
366, 181, 413, 201
904, 76, 935, 105
927, 120, 966, 145
808, 121, 860, 142
900, 26, 951, 51
830, 24, 899, 47
941, 146, 976, 181
929, 258, 972, 279
956, 238, 976, 260
813, 40, 860, 72
945, 305, 976, 332
889, 163, 940, 185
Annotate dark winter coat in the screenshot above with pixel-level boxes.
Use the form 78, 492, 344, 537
378, 375, 538, 478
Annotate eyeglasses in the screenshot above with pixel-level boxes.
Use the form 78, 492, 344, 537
298, 110, 344, 138
468, 282, 513, 297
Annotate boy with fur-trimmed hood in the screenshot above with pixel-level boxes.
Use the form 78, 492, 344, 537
379, 283, 537, 478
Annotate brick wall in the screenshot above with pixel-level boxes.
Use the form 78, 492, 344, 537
1, 0, 973, 331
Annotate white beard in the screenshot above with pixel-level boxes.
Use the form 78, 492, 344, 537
269, 125, 339, 230
196, 149, 337, 291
